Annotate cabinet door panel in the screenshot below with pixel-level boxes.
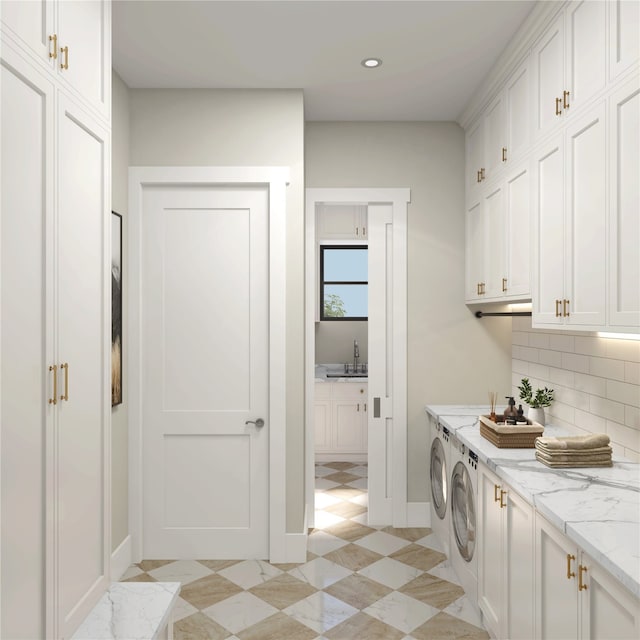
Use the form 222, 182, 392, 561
0, 49, 54, 640
610, 0, 640, 79
314, 402, 332, 450
334, 401, 364, 452
506, 164, 531, 298
466, 118, 485, 198
533, 14, 565, 138
532, 138, 564, 326
609, 78, 640, 328
1, 0, 53, 63
566, 0, 607, 111
57, 0, 110, 118
316, 204, 366, 240
484, 94, 506, 181
57, 97, 109, 638
465, 201, 484, 301
506, 59, 531, 162
565, 103, 607, 326
484, 186, 506, 299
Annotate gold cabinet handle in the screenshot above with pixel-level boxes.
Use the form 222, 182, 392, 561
60, 45, 69, 70
60, 363, 69, 401
564, 299, 570, 317
502, 147, 507, 162
502, 277, 507, 292
362, 227, 365, 236
357, 403, 360, 412
49, 34, 58, 59
364, 403, 367, 412
355, 226, 359, 236
567, 553, 576, 579
480, 167, 485, 181
48, 365, 58, 405
563, 90, 570, 110
555, 97, 562, 116
494, 484, 501, 503
555, 299, 561, 317
477, 170, 482, 183
482, 282, 486, 295
578, 564, 588, 591
499, 489, 507, 508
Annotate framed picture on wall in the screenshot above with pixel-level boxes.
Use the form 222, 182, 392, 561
112, 211, 123, 406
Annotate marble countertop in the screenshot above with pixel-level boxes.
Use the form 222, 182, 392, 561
315, 364, 369, 383
71, 582, 181, 639
425, 405, 640, 599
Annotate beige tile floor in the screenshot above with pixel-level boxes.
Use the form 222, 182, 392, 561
120, 462, 489, 639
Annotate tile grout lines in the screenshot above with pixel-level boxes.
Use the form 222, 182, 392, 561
120, 461, 489, 639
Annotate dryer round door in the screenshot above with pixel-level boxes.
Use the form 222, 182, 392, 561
430, 438, 447, 520
451, 461, 476, 561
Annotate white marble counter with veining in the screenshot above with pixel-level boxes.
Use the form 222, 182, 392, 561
71, 582, 181, 639
425, 405, 640, 599
315, 364, 369, 383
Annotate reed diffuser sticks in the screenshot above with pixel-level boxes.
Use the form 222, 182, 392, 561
488, 391, 497, 422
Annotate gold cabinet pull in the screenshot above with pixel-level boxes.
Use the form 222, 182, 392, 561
555, 97, 562, 116
567, 553, 576, 579
502, 147, 507, 162
60, 363, 69, 401
494, 484, 501, 502
555, 299, 561, 317
355, 226, 359, 236
60, 45, 69, 70
564, 299, 570, 317
362, 227, 365, 236
499, 489, 507, 508
364, 403, 367, 412
48, 365, 58, 405
49, 34, 58, 59
477, 170, 482, 183
502, 277, 507, 292
563, 90, 570, 110
481, 282, 486, 295
480, 167, 485, 181
357, 403, 360, 412
578, 564, 588, 590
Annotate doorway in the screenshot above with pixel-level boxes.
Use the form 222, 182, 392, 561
305, 188, 410, 530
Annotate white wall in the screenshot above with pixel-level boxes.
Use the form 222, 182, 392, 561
129, 89, 306, 531
306, 122, 512, 501
316, 322, 368, 364
512, 317, 640, 461
111, 70, 130, 550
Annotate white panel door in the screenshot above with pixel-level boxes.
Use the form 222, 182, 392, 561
142, 185, 269, 559
609, 0, 640, 79
465, 200, 484, 301
484, 185, 505, 299
484, 93, 506, 182
505, 58, 531, 163
505, 163, 531, 299
609, 77, 640, 328
0, 48, 54, 640
57, 95, 110, 638
466, 118, 485, 199
532, 136, 565, 326
565, 102, 607, 327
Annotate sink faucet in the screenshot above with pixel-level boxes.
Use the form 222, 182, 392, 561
353, 339, 359, 372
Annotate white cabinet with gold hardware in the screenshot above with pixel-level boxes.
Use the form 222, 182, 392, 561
316, 203, 368, 240
1, 21, 110, 640
532, 2, 607, 142
483, 93, 506, 184
535, 513, 640, 640
465, 116, 485, 202
532, 101, 607, 329
314, 382, 367, 461
1, 0, 111, 120
478, 464, 534, 640
504, 57, 531, 165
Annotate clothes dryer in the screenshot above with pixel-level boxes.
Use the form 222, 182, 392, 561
449, 432, 480, 610
428, 415, 451, 556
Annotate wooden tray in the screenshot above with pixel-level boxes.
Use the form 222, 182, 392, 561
479, 414, 543, 449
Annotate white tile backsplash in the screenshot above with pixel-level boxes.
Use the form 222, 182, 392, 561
513, 318, 640, 459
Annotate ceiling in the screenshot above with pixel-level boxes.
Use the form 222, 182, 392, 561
112, 0, 536, 121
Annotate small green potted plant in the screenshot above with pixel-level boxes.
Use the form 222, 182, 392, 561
517, 377, 554, 426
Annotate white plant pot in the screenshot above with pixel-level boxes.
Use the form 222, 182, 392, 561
528, 407, 546, 426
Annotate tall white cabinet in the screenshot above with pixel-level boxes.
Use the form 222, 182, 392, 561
1, 2, 111, 638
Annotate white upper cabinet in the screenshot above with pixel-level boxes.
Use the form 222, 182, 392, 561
316, 203, 367, 240
505, 58, 531, 164
465, 200, 485, 301
483, 185, 506, 299
609, 0, 640, 80
1, 0, 111, 120
504, 161, 531, 299
466, 117, 485, 201
484, 93, 506, 183
609, 76, 640, 330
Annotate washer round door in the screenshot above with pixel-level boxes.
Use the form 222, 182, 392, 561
450, 461, 476, 561
430, 438, 448, 520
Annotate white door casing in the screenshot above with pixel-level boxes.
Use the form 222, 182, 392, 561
305, 188, 409, 530
129, 167, 289, 562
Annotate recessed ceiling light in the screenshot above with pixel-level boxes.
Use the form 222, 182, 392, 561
361, 58, 382, 69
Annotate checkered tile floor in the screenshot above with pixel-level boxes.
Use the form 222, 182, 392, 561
120, 462, 489, 639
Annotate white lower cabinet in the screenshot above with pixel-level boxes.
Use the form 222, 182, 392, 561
535, 514, 640, 640
314, 382, 367, 460
478, 464, 534, 640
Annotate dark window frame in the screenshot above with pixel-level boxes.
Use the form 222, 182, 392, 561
319, 244, 368, 321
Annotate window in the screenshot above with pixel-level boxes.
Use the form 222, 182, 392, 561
320, 245, 368, 320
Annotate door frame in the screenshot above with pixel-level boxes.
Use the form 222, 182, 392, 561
128, 166, 289, 562
305, 188, 410, 528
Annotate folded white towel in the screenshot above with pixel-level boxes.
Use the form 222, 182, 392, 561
535, 434, 610, 450
536, 452, 613, 468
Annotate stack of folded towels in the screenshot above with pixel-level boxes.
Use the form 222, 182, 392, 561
534, 434, 612, 468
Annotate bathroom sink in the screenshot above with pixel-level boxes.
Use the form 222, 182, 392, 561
326, 372, 368, 378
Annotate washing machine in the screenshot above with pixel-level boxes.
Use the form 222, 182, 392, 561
449, 432, 479, 609
428, 415, 451, 556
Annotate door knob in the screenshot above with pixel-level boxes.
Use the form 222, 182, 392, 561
245, 418, 265, 428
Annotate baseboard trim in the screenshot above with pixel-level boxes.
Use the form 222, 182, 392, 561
279, 506, 308, 564
111, 534, 133, 581
407, 502, 430, 527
